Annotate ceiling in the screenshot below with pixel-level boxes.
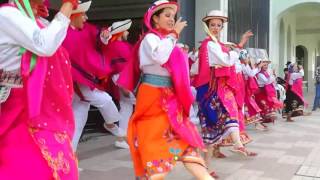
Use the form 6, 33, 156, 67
291, 3, 320, 34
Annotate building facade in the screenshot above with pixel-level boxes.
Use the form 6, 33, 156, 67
51, 0, 320, 91
195, 0, 320, 91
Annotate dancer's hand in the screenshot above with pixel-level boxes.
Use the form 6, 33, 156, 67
62, 0, 78, 9
239, 30, 254, 48
100, 27, 112, 44
173, 17, 187, 36
120, 88, 131, 98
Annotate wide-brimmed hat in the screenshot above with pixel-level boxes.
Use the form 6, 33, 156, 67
149, 0, 178, 16
202, 10, 228, 23
110, 19, 132, 35
72, 1, 92, 14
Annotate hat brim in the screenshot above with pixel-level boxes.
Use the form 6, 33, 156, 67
202, 16, 228, 23
72, 1, 92, 14
111, 20, 132, 35
151, 2, 178, 16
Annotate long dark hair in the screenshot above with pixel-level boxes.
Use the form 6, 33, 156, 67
150, 8, 165, 28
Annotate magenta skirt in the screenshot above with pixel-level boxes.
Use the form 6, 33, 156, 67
0, 89, 78, 180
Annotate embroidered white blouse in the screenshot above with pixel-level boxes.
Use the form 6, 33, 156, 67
241, 64, 260, 79
0, 6, 70, 72
256, 71, 276, 87
139, 33, 177, 76
207, 41, 238, 67
289, 69, 304, 85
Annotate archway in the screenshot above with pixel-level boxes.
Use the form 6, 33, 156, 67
296, 45, 308, 81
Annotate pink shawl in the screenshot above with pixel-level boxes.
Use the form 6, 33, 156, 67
62, 23, 112, 90
0, 5, 76, 179
0, 0, 75, 141
102, 40, 132, 74
0, 2, 74, 136
192, 38, 211, 88
19, 19, 75, 136
102, 40, 132, 101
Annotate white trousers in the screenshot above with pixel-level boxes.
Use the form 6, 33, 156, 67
72, 84, 121, 150
118, 91, 135, 136
190, 86, 200, 125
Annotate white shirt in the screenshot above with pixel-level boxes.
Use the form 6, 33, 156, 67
207, 41, 238, 67
0, 6, 70, 71
188, 51, 198, 62
139, 33, 177, 76
190, 59, 199, 76
289, 69, 304, 85
256, 71, 275, 87
235, 59, 242, 73
242, 64, 260, 79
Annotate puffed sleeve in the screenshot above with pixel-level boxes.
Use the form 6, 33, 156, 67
207, 41, 237, 67
0, 7, 70, 57
139, 33, 177, 65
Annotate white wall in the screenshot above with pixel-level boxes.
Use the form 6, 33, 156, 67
277, 11, 297, 77
269, 0, 320, 76
269, 0, 320, 86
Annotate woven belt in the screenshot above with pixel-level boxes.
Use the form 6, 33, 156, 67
0, 70, 22, 88
141, 74, 172, 87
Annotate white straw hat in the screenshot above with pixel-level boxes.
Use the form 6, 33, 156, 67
202, 10, 228, 23
110, 19, 132, 35
72, 1, 92, 14
150, 0, 178, 16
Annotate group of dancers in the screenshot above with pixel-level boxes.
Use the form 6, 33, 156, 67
0, 0, 308, 179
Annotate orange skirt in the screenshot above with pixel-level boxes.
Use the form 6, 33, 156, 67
127, 83, 205, 178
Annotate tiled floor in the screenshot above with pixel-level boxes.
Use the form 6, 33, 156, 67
78, 94, 320, 180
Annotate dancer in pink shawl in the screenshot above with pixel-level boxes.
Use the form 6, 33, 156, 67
283, 63, 307, 121
0, 0, 78, 179
117, 1, 213, 179
255, 61, 283, 123
220, 48, 258, 146
243, 59, 267, 131
102, 19, 134, 149
62, 2, 126, 151
194, 10, 257, 177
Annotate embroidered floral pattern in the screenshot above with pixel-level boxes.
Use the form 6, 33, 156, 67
144, 147, 202, 176
145, 158, 175, 175
199, 91, 239, 145
54, 132, 68, 144
29, 127, 77, 180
